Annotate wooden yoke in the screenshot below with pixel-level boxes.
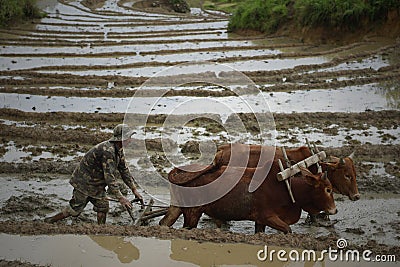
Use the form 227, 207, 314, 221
278, 157, 295, 203
306, 138, 322, 173
279, 147, 295, 203
277, 151, 327, 181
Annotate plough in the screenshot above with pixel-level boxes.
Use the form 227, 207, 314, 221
106, 196, 168, 226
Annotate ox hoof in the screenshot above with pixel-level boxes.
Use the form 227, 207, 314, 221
305, 215, 337, 227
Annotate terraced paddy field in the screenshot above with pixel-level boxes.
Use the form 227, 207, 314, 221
0, 0, 399, 266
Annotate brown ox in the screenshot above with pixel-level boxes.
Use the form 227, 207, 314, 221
214, 144, 360, 201
162, 160, 337, 233
160, 144, 358, 228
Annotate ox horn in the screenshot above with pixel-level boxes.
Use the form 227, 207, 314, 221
348, 151, 355, 159
339, 158, 345, 166
322, 171, 328, 180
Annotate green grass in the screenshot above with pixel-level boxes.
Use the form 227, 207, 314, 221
227, 0, 400, 34
0, 0, 44, 27
203, 0, 240, 14
228, 0, 290, 33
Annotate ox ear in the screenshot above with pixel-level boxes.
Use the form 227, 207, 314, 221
320, 161, 336, 170
299, 166, 314, 177
325, 156, 337, 163
300, 167, 319, 186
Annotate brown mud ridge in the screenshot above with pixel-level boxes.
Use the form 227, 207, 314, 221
6, 42, 399, 73
1, 221, 399, 258
1, 42, 398, 93
1, 66, 399, 98
0, 39, 378, 58
0, 109, 399, 193
1, 145, 398, 194
1, 109, 398, 142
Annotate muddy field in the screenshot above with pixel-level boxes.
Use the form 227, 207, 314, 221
0, 0, 399, 266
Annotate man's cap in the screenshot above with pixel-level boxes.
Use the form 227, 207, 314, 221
109, 124, 135, 142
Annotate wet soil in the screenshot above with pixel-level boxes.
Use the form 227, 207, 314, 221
0, 0, 399, 263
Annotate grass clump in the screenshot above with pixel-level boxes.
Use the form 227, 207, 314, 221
169, 0, 190, 13
203, 0, 240, 14
228, 0, 400, 34
228, 0, 290, 33
294, 0, 399, 29
0, 0, 44, 27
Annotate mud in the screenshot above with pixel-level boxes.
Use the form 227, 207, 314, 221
0, 0, 399, 264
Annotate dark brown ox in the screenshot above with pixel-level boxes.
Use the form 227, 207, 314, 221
162, 160, 337, 233
214, 144, 360, 201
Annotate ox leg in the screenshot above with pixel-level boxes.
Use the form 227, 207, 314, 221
320, 212, 330, 221
182, 208, 202, 229
264, 216, 292, 234
255, 223, 266, 234
213, 218, 226, 228
305, 213, 317, 224
159, 205, 182, 227
306, 213, 336, 227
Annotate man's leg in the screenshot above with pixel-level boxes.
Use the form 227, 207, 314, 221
44, 207, 71, 223
44, 188, 87, 223
92, 195, 109, 225
97, 212, 107, 224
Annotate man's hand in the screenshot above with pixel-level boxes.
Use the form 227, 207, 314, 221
119, 196, 133, 209
132, 188, 144, 206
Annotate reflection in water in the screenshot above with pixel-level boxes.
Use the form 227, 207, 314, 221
0, 234, 398, 267
377, 80, 400, 109
90, 235, 139, 263
170, 239, 307, 267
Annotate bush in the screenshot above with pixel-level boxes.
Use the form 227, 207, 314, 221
228, 0, 400, 34
295, 0, 400, 29
294, 0, 368, 28
169, 0, 190, 13
228, 0, 290, 34
367, 0, 400, 21
0, 0, 43, 26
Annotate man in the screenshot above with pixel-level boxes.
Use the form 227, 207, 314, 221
44, 124, 143, 224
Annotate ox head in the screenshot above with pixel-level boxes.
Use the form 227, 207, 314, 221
300, 167, 337, 215
321, 152, 360, 201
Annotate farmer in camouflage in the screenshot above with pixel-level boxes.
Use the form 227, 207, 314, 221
44, 124, 144, 224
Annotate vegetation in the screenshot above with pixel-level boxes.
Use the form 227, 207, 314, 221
295, 0, 400, 29
0, 0, 44, 27
228, 0, 290, 33
203, 0, 240, 14
227, 0, 400, 34
169, 0, 190, 13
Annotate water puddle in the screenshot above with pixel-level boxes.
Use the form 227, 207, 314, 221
311, 55, 389, 72
1, 84, 396, 113
0, 175, 71, 204
0, 141, 84, 163
275, 126, 400, 147
29, 56, 327, 76
0, 49, 281, 71
1, 39, 255, 56
0, 233, 397, 267
35, 20, 228, 33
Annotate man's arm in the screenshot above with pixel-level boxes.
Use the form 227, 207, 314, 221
118, 155, 144, 205
102, 155, 133, 209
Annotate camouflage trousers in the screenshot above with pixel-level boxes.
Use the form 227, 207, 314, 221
64, 188, 109, 216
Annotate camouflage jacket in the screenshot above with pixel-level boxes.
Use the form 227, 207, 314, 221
70, 141, 135, 199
